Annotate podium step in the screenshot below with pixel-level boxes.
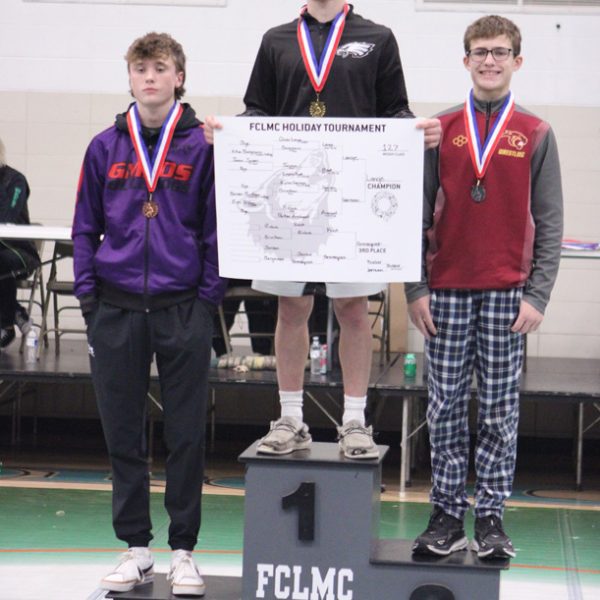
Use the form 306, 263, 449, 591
106, 574, 241, 600
371, 538, 510, 571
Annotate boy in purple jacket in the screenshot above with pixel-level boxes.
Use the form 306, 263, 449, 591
73, 32, 226, 597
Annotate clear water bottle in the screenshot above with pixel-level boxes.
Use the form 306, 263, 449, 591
310, 336, 321, 375
320, 343, 328, 374
25, 327, 38, 363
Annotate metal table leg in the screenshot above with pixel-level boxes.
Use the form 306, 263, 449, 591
400, 395, 409, 496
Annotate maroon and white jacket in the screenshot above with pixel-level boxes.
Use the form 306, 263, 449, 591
405, 93, 563, 314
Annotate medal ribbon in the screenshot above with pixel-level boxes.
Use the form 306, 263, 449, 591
296, 3, 349, 93
463, 90, 515, 181
126, 100, 183, 193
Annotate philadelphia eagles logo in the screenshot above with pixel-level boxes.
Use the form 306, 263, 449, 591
336, 42, 375, 58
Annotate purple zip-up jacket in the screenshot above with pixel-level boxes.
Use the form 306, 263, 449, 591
72, 104, 226, 310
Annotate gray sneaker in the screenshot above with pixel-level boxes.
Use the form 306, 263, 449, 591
256, 416, 312, 455
337, 420, 379, 459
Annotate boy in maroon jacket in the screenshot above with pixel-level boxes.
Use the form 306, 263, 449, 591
406, 15, 563, 559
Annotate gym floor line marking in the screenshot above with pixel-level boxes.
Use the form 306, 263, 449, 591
0, 548, 242, 555
2, 481, 598, 511
1, 549, 598, 575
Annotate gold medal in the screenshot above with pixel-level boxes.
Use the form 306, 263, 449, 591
297, 5, 348, 120
309, 98, 327, 118
143, 199, 159, 218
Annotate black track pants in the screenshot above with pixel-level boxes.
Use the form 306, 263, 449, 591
87, 297, 213, 550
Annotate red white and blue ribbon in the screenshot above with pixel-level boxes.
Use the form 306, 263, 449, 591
463, 90, 515, 180
126, 100, 183, 192
296, 2, 349, 93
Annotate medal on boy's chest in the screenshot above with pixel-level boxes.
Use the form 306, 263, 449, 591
126, 100, 183, 218
309, 95, 327, 118
471, 180, 486, 203
463, 90, 515, 203
297, 3, 349, 118
142, 193, 159, 218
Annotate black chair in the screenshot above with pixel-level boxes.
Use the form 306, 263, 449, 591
216, 285, 277, 356
368, 285, 391, 365
41, 240, 86, 354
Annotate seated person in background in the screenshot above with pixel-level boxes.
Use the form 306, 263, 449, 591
0, 137, 40, 349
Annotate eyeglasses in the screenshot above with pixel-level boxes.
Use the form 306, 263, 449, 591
467, 47, 513, 62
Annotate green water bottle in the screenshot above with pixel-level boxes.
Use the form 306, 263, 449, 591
403, 353, 417, 378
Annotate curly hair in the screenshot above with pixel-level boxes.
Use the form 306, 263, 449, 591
125, 32, 186, 99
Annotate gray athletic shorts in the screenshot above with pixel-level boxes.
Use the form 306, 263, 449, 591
252, 280, 386, 299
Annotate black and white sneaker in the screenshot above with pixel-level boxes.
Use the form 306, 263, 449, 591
100, 547, 154, 592
412, 507, 468, 556
473, 515, 516, 559
0, 327, 15, 349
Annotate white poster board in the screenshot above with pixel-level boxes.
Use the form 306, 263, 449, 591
214, 117, 424, 282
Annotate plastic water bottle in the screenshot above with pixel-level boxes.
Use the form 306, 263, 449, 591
320, 343, 328, 374
403, 353, 417, 378
25, 328, 38, 363
310, 336, 321, 375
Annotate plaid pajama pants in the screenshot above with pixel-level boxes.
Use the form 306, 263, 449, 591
425, 288, 524, 520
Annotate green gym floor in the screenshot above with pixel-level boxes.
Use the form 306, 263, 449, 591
0, 431, 599, 600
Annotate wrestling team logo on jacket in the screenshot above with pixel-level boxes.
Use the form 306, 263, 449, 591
499, 130, 528, 158
452, 130, 528, 157
107, 161, 193, 192
336, 42, 375, 58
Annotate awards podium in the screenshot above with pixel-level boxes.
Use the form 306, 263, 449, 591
108, 441, 508, 600
239, 441, 508, 600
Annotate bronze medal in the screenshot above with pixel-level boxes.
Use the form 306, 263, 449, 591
143, 200, 159, 218
127, 101, 183, 221
309, 99, 327, 118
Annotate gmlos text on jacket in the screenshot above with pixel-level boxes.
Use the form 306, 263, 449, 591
72, 104, 226, 313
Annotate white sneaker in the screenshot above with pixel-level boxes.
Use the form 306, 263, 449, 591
256, 416, 312, 455
337, 420, 379, 459
100, 547, 154, 592
168, 549, 206, 597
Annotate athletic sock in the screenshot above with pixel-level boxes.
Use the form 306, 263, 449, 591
342, 395, 367, 426
279, 390, 304, 422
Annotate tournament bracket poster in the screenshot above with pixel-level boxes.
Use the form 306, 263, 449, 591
214, 117, 424, 283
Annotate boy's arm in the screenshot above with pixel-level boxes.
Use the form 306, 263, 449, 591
204, 35, 273, 144
72, 140, 105, 314
523, 125, 564, 314
197, 146, 227, 307
242, 35, 277, 117
376, 30, 413, 119
405, 147, 438, 303
0, 168, 30, 223
376, 32, 441, 148
404, 148, 439, 339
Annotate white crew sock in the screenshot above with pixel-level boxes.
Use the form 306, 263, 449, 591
342, 395, 367, 425
279, 390, 304, 421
